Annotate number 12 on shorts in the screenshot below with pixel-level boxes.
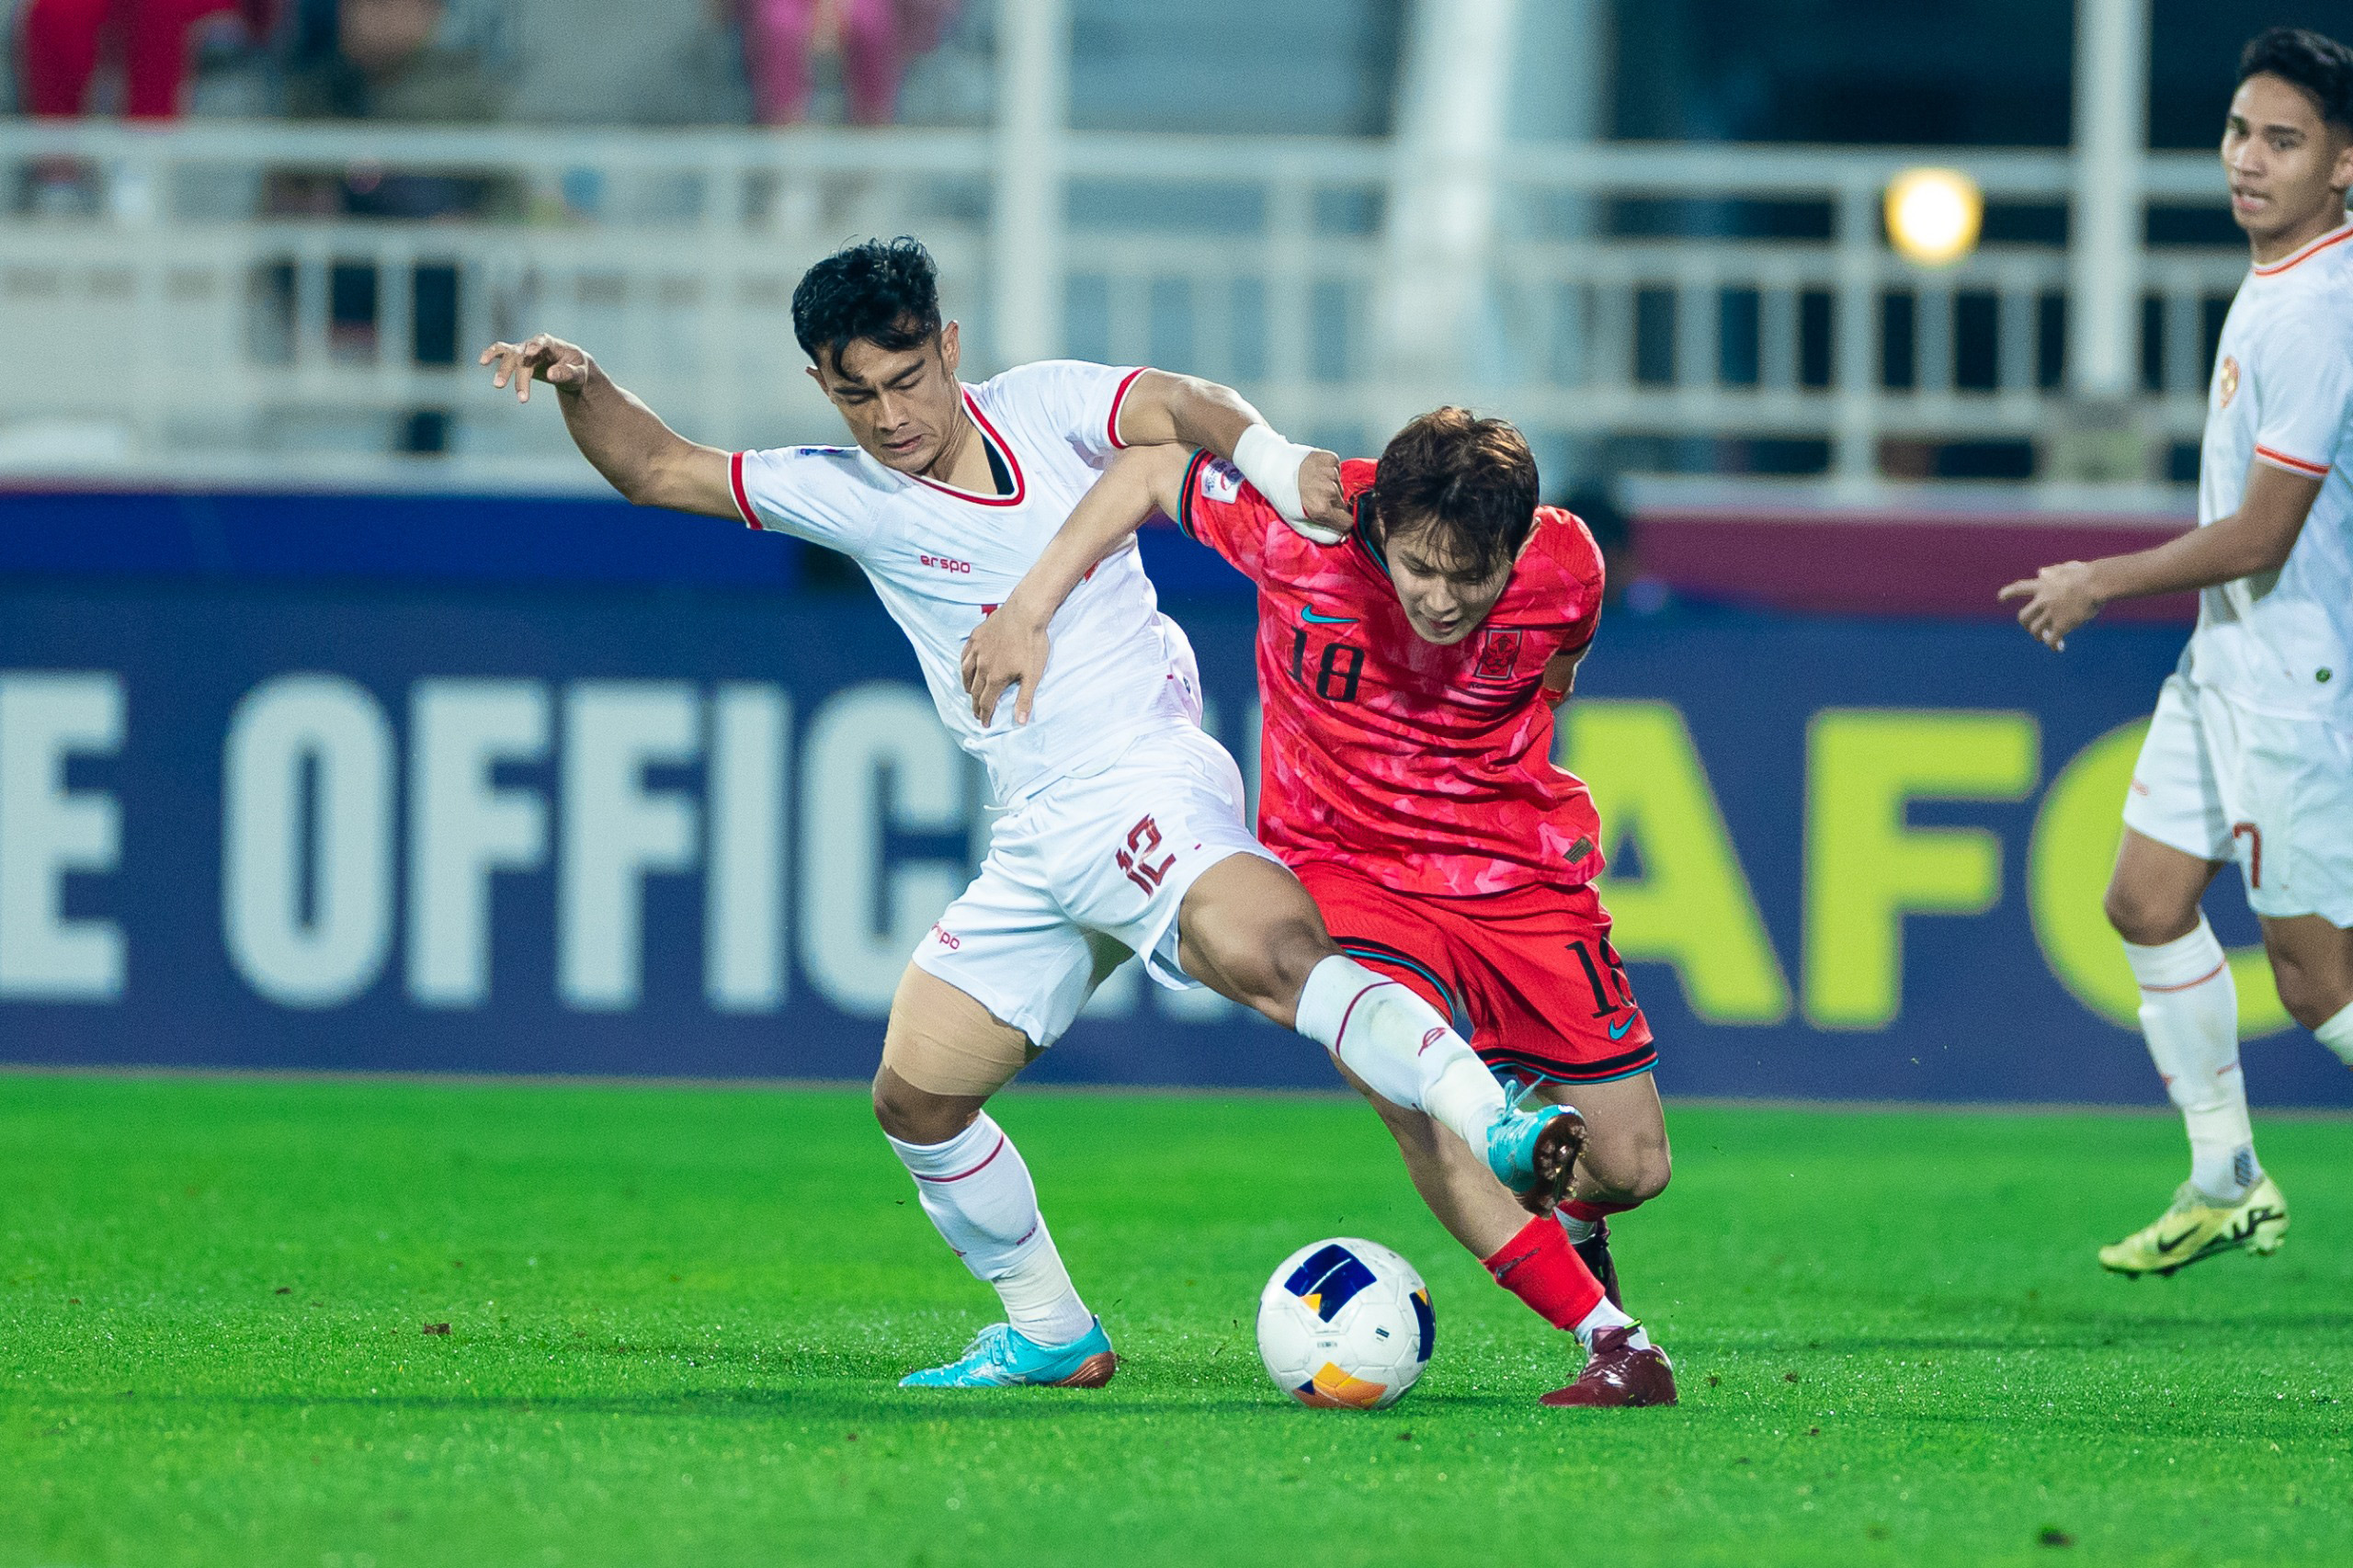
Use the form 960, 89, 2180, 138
1118, 814, 1176, 894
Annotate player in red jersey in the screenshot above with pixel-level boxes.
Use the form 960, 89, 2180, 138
962, 409, 1676, 1408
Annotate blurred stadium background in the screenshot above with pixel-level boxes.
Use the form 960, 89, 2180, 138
2, 0, 2347, 1108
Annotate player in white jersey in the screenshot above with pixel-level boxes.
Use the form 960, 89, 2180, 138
479, 238, 1590, 1386
2002, 28, 2353, 1277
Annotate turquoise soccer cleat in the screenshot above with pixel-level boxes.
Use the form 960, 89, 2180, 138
898, 1317, 1119, 1389
1484, 1101, 1588, 1215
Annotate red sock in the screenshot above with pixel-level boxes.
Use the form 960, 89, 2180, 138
1562, 1198, 1637, 1224
1482, 1214, 1605, 1330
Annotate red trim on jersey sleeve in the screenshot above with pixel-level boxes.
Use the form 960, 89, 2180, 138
2254, 444, 2331, 479
1105, 368, 1146, 450
729, 451, 758, 528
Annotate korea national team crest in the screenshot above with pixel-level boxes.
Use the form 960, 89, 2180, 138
1472, 627, 1526, 683
2217, 355, 2240, 409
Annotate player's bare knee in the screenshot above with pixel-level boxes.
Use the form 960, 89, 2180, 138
1265, 913, 1339, 1004
868, 1067, 917, 1139
2103, 881, 2198, 948
1206, 912, 1336, 1027
2267, 960, 2339, 1034
1581, 1162, 1669, 1209
870, 1065, 973, 1145
1575, 1128, 1672, 1206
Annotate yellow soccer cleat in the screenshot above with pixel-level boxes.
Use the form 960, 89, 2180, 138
2098, 1176, 2289, 1278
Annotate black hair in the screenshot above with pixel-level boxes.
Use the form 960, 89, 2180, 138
1366, 408, 1540, 580
2239, 27, 2353, 131
790, 237, 945, 375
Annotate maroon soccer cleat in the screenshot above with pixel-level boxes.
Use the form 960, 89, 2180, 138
1572, 1218, 1622, 1308
1539, 1326, 1678, 1408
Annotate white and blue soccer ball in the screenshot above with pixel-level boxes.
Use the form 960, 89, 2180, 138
1255, 1237, 1434, 1409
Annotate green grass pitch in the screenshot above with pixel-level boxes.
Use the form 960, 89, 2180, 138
2, 1072, 2348, 1567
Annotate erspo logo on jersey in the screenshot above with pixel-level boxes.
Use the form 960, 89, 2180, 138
919, 555, 974, 574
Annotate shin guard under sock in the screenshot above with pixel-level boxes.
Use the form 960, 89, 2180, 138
1295, 955, 1506, 1154
886, 1114, 1094, 1346
2123, 918, 2256, 1201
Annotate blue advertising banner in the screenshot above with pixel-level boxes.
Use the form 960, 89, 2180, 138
0, 568, 2342, 1106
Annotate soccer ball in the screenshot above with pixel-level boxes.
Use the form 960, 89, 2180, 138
1255, 1237, 1434, 1409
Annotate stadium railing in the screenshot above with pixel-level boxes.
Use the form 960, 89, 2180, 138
0, 121, 2243, 490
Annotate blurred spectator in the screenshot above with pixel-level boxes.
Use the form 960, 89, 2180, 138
1563, 483, 1668, 617
15, 0, 277, 118
264, 0, 508, 455
740, 0, 960, 126
281, 0, 497, 121
501, 0, 742, 127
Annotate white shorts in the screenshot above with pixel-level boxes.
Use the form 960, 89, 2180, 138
2122, 675, 2353, 927
912, 723, 1279, 1048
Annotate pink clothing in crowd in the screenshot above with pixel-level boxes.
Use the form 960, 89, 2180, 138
740, 0, 959, 127
17, 0, 277, 119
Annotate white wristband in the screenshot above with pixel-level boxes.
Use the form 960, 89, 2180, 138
1232, 424, 1344, 544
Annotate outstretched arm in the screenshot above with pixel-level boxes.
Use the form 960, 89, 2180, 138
1115, 370, 1347, 538
1997, 462, 2325, 649
480, 335, 736, 518
961, 445, 1196, 725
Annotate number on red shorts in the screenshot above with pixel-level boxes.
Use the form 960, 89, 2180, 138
1567, 937, 1636, 1018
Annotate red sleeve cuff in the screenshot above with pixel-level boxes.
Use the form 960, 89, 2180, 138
2254, 445, 2330, 479
729, 451, 759, 528
1105, 368, 1147, 450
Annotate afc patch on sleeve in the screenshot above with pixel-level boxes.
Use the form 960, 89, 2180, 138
1198, 457, 1246, 504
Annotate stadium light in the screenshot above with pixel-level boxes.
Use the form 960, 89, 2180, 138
1884, 166, 1984, 267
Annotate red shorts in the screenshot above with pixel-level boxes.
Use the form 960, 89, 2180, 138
1295, 860, 1656, 1086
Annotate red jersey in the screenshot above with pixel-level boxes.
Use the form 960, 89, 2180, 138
1176, 453, 1608, 898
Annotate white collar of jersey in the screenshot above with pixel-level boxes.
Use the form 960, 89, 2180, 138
905, 389, 1028, 507
2251, 218, 2353, 278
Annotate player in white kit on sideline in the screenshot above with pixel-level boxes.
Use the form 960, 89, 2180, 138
2002, 28, 2353, 1277
480, 239, 1589, 1385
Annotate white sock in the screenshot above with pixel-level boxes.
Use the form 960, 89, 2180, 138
885, 1114, 1095, 1347
2316, 998, 2353, 1070
2123, 918, 2257, 1202
1293, 955, 1506, 1154
1572, 1296, 1648, 1352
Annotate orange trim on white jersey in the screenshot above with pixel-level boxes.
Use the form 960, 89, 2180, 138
2254, 444, 2331, 479
2250, 222, 2353, 277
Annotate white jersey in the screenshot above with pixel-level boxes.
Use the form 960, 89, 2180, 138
732, 359, 1203, 804
2186, 220, 2353, 725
